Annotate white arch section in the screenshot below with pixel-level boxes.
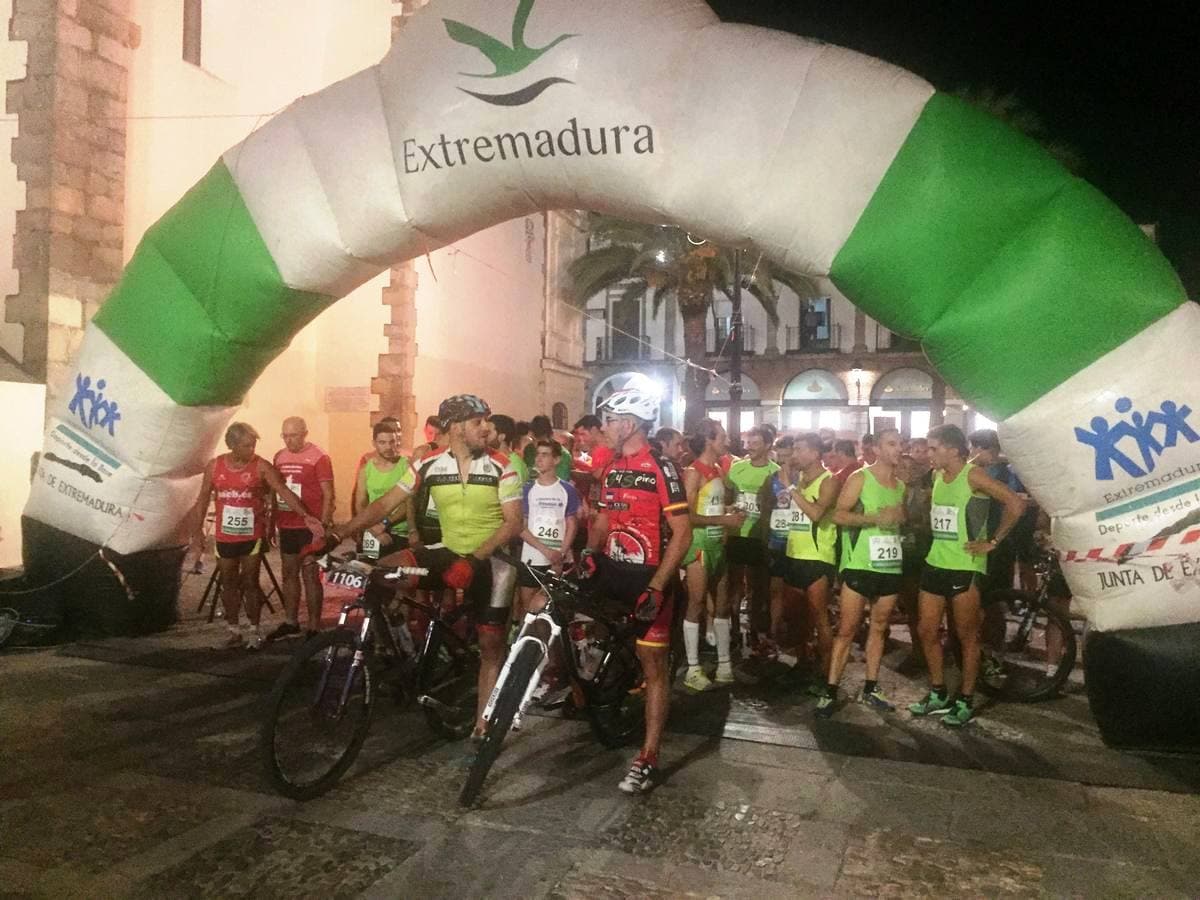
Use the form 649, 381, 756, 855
23, 0, 1198, 647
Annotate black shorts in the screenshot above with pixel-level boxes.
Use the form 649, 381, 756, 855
920, 565, 983, 599
783, 558, 835, 591
517, 563, 552, 589
727, 536, 766, 568
216, 539, 262, 559
277, 527, 313, 556
842, 568, 903, 600
590, 556, 674, 647
767, 547, 789, 580
410, 546, 510, 629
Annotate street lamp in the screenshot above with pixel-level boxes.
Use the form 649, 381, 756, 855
730, 248, 744, 449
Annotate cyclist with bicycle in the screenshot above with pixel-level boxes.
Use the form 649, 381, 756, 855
582, 385, 691, 794
330, 394, 523, 740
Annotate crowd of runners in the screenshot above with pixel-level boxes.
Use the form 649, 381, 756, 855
188, 382, 1052, 794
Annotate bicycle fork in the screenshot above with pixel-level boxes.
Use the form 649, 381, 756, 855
482, 611, 561, 723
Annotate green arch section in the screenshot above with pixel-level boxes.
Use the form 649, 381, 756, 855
93, 161, 333, 407
830, 92, 1186, 418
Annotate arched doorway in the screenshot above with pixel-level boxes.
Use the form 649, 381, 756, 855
782, 369, 849, 434
870, 367, 933, 438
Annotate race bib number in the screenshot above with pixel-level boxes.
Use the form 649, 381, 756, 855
277, 476, 301, 512
770, 507, 809, 533
737, 493, 760, 516
532, 513, 564, 549
869, 534, 903, 570
327, 569, 366, 590
362, 530, 381, 559
221, 505, 254, 536
931, 504, 959, 540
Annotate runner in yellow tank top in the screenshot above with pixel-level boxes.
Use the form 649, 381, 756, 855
785, 432, 840, 678
817, 428, 907, 718
909, 424, 1026, 728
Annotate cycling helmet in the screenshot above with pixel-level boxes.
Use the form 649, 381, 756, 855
598, 386, 659, 422
438, 394, 491, 427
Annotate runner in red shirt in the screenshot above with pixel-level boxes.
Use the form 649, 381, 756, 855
582, 387, 690, 795
188, 422, 314, 650
268, 417, 335, 642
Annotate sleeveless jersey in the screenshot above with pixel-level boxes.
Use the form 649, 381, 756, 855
364, 457, 412, 538
727, 458, 779, 538
785, 470, 837, 564
688, 458, 728, 543
272, 442, 332, 529
841, 467, 906, 573
926, 462, 991, 574
212, 454, 267, 543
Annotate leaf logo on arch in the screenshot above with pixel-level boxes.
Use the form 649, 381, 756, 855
443, 0, 576, 107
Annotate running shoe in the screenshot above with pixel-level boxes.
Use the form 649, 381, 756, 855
908, 690, 954, 716
805, 679, 827, 698
814, 692, 836, 719
684, 667, 713, 692
981, 651, 1005, 681
618, 756, 658, 794
265, 621, 301, 642
714, 662, 735, 684
941, 698, 975, 728
860, 687, 896, 712
244, 631, 265, 651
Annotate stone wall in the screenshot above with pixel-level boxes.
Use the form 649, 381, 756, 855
4, 0, 136, 397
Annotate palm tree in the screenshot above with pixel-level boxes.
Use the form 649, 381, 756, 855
954, 86, 1083, 174
568, 215, 819, 430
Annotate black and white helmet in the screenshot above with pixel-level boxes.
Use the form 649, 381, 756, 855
438, 394, 491, 427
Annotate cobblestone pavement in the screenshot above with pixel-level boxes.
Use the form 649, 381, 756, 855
2, 568, 1199, 897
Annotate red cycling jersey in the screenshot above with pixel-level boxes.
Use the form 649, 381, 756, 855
212, 454, 267, 543
597, 443, 688, 567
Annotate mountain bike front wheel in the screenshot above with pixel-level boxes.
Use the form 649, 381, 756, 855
260, 629, 375, 800
458, 640, 542, 808
979, 590, 1077, 703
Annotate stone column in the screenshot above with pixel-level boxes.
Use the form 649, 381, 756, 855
4, 0, 136, 400
852, 308, 868, 353
370, 0, 429, 438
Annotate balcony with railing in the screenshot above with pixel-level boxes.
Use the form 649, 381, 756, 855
591, 334, 657, 362
874, 323, 922, 353
785, 322, 841, 354
707, 322, 758, 356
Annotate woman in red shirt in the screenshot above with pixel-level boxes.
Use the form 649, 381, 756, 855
189, 422, 315, 649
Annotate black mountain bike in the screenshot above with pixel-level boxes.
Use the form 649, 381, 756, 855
979, 548, 1077, 702
459, 554, 659, 807
260, 552, 480, 800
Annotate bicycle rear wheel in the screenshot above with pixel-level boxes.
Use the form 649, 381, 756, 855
980, 590, 1077, 702
260, 629, 375, 800
459, 640, 542, 807
417, 626, 481, 740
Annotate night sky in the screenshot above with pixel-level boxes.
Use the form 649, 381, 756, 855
708, 1, 1199, 292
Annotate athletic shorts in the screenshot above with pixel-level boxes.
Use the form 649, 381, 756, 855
920, 565, 983, 599
841, 568, 903, 600
216, 539, 262, 559
277, 527, 313, 556
783, 558, 835, 591
410, 546, 510, 630
726, 536, 766, 568
767, 547, 789, 580
683, 535, 725, 580
517, 562, 552, 590
591, 555, 674, 648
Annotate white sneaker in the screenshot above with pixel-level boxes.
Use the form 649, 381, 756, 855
244, 631, 264, 651
684, 667, 713, 692
213, 630, 244, 650
714, 662, 735, 684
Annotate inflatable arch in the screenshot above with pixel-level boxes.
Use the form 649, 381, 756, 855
21, 0, 1199, 750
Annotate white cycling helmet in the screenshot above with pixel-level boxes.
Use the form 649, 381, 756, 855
598, 386, 659, 422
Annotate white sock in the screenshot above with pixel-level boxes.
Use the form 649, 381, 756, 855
683, 620, 701, 667
714, 618, 732, 665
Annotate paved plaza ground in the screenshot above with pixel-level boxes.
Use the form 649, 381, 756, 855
2, 559, 1199, 898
